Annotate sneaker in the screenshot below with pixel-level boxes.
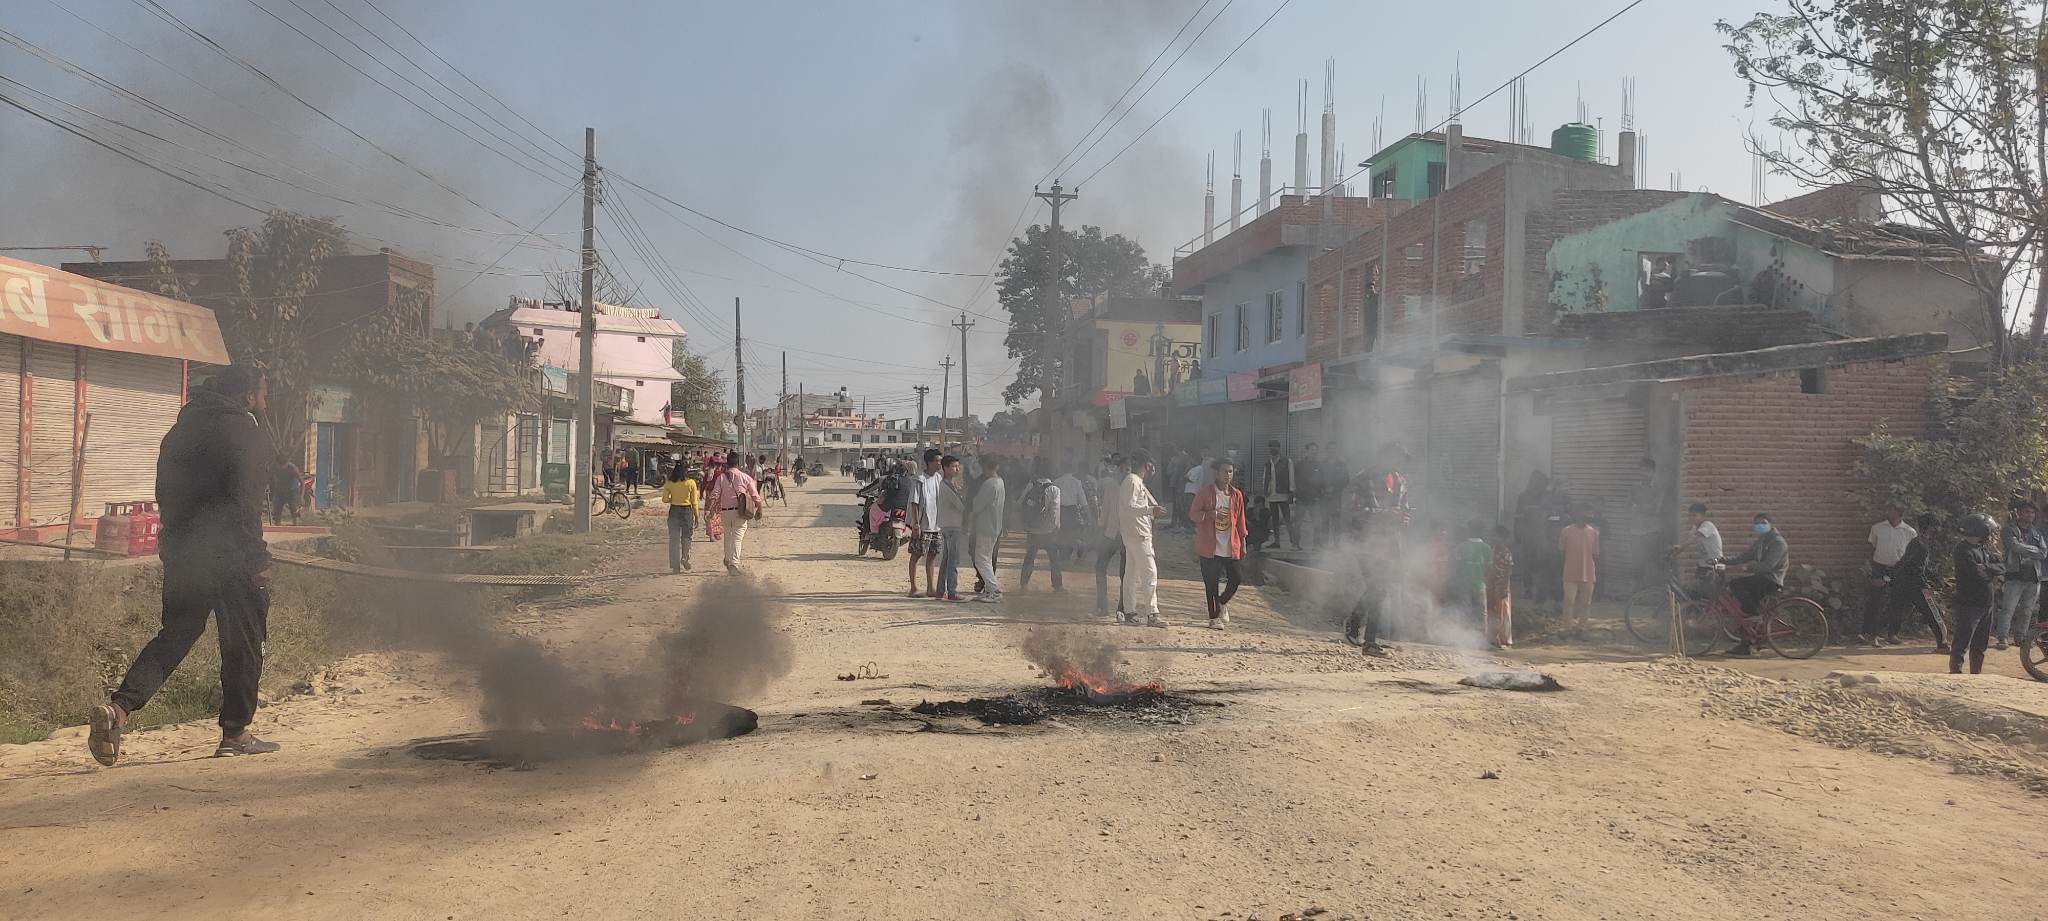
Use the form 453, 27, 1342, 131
215, 734, 281, 757
1145, 614, 1169, 629
1871, 636, 1892, 648
1207, 616, 1224, 631
973, 592, 1002, 603
725, 562, 741, 575
944, 593, 966, 602
1360, 643, 1390, 658
1220, 603, 1231, 625
1996, 640, 2011, 651
87, 703, 123, 767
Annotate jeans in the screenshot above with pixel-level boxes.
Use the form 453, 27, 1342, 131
1267, 500, 1298, 548
1951, 602, 1993, 673
667, 506, 696, 571
112, 550, 269, 735
1095, 534, 1126, 612
1199, 555, 1242, 617
938, 527, 964, 596
1020, 532, 1063, 590
1121, 534, 1158, 614
1997, 580, 2042, 642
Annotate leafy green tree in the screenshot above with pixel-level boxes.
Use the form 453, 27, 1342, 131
1855, 359, 2048, 530
1721, 1, 2048, 357
669, 344, 728, 437
996, 224, 1162, 406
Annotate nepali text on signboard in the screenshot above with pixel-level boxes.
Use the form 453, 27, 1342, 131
1288, 362, 1323, 413
0, 256, 229, 363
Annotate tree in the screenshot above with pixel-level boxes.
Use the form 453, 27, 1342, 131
1721, 1, 2048, 359
147, 211, 349, 454
669, 344, 727, 437
335, 326, 539, 466
1855, 358, 2048, 532
544, 259, 641, 308
995, 224, 1162, 406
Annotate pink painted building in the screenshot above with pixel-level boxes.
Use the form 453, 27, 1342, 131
481, 298, 687, 427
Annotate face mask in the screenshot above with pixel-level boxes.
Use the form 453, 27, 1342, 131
1753, 523, 1771, 535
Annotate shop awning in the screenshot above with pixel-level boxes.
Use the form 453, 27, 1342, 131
0, 256, 229, 363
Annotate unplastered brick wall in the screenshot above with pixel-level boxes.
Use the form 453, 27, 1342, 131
1678, 352, 1944, 574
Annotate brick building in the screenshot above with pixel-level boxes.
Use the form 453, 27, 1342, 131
1506, 334, 1949, 581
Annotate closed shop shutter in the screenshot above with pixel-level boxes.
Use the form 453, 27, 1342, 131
0, 335, 19, 526
26, 341, 77, 525
1250, 399, 1293, 494
82, 350, 182, 517
1427, 369, 1502, 526
1549, 395, 1647, 584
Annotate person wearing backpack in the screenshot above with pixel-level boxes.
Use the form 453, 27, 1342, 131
1018, 457, 1064, 592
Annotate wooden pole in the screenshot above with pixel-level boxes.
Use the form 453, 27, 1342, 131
62, 413, 91, 561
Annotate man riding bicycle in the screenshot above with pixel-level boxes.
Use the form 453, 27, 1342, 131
1718, 512, 1789, 656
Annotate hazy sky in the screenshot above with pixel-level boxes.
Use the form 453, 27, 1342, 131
1, 0, 1784, 419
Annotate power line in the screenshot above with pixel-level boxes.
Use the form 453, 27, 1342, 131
1039, 0, 1218, 185
1066, 0, 1242, 184
440, 182, 580, 303
1076, 0, 1295, 187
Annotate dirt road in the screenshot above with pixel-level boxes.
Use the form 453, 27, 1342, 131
4, 481, 2045, 920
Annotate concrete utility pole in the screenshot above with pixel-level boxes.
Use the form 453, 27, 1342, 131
951, 312, 975, 442
573, 127, 597, 533
913, 385, 930, 447
1033, 182, 1077, 441
798, 383, 805, 457
779, 351, 789, 464
938, 356, 954, 448
733, 296, 746, 455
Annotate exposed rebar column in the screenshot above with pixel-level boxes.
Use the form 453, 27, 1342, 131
1203, 152, 1216, 247
1229, 132, 1242, 232
1257, 108, 1273, 215
1293, 79, 1309, 197
1319, 58, 1336, 194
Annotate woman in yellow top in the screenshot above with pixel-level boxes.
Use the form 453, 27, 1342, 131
658, 463, 700, 573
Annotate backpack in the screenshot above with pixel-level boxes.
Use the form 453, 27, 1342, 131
1021, 482, 1056, 531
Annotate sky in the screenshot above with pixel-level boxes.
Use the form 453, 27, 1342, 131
0, 0, 1788, 422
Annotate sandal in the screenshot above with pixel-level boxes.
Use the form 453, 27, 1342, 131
88, 703, 122, 767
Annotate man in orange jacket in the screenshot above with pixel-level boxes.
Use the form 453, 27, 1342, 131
1192, 458, 1250, 630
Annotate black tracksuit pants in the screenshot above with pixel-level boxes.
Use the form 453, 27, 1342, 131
112, 549, 269, 736
1199, 555, 1242, 617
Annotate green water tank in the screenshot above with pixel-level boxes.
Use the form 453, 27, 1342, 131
1550, 122, 1598, 161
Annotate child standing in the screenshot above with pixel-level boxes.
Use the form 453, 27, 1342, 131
1487, 524, 1515, 648
1452, 521, 1492, 639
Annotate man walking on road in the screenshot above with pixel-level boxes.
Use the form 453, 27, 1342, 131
1192, 458, 1248, 630
90, 366, 279, 766
706, 451, 761, 574
1862, 505, 1917, 646
908, 448, 944, 598
968, 457, 1007, 601
1017, 458, 1063, 592
1095, 454, 1129, 616
937, 455, 969, 601
1558, 508, 1600, 636
1118, 451, 1169, 627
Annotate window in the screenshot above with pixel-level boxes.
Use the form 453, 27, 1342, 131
1234, 303, 1250, 352
532, 327, 544, 335
1426, 161, 1446, 198
1207, 314, 1220, 358
636, 336, 647, 342
1296, 282, 1307, 337
634, 380, 645, 387
1637, 252, 1681, 308
1461, 219, 1488, 276
830, 433, 843, 442
1265, 291, 1284, 343
1800, 368, 1828, 394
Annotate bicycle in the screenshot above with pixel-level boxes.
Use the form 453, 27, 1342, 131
2021, 614, 2048, 682
1622, 559, 1706, 647
595, 482, 638, 520
1625, 554, 1828, 658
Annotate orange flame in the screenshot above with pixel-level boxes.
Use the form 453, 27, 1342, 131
1055, 670, 1164, 701
573, 710, 699, 734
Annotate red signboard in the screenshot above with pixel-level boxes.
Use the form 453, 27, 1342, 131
1226, 371, 1259, 402
0, 256, 229, 363
1288, 363, 1323, 413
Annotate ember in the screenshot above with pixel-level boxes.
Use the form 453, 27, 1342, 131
1053, 670, 1166, 704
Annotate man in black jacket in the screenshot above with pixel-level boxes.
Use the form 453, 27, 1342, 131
89, 366, 279, 766
1951, 512, 2004, 675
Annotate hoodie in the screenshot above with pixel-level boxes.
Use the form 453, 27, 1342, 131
155, 387, 272, 571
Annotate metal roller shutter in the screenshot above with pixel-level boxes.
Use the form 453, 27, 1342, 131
82, 351, 182, 517
1427, 369, 1502, 526
0, 335, 19, 526
25, 341, 76, 525
1549, 395, 1647, 585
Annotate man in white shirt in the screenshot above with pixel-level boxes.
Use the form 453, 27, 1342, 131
1677, 502, 1722, 592
1118, 451, 1169, 627
908, 448, 945, 598
1864, 505, 1917, 645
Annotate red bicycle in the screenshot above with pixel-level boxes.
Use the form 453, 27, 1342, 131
1674, 569, 1831, 659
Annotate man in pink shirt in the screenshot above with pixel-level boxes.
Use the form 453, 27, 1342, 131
704, 450, 762, 574
1558, 507, 1600, 635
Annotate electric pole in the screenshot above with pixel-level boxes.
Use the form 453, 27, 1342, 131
951, 312, 975, 443
938, 356, 954, 449
798, 383, 806, 458
1033, 182, 1077, 442
913, 385, 930, 447
573, 127, 597, 533
733, 296, 746, 456
779, 350, 789, 465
